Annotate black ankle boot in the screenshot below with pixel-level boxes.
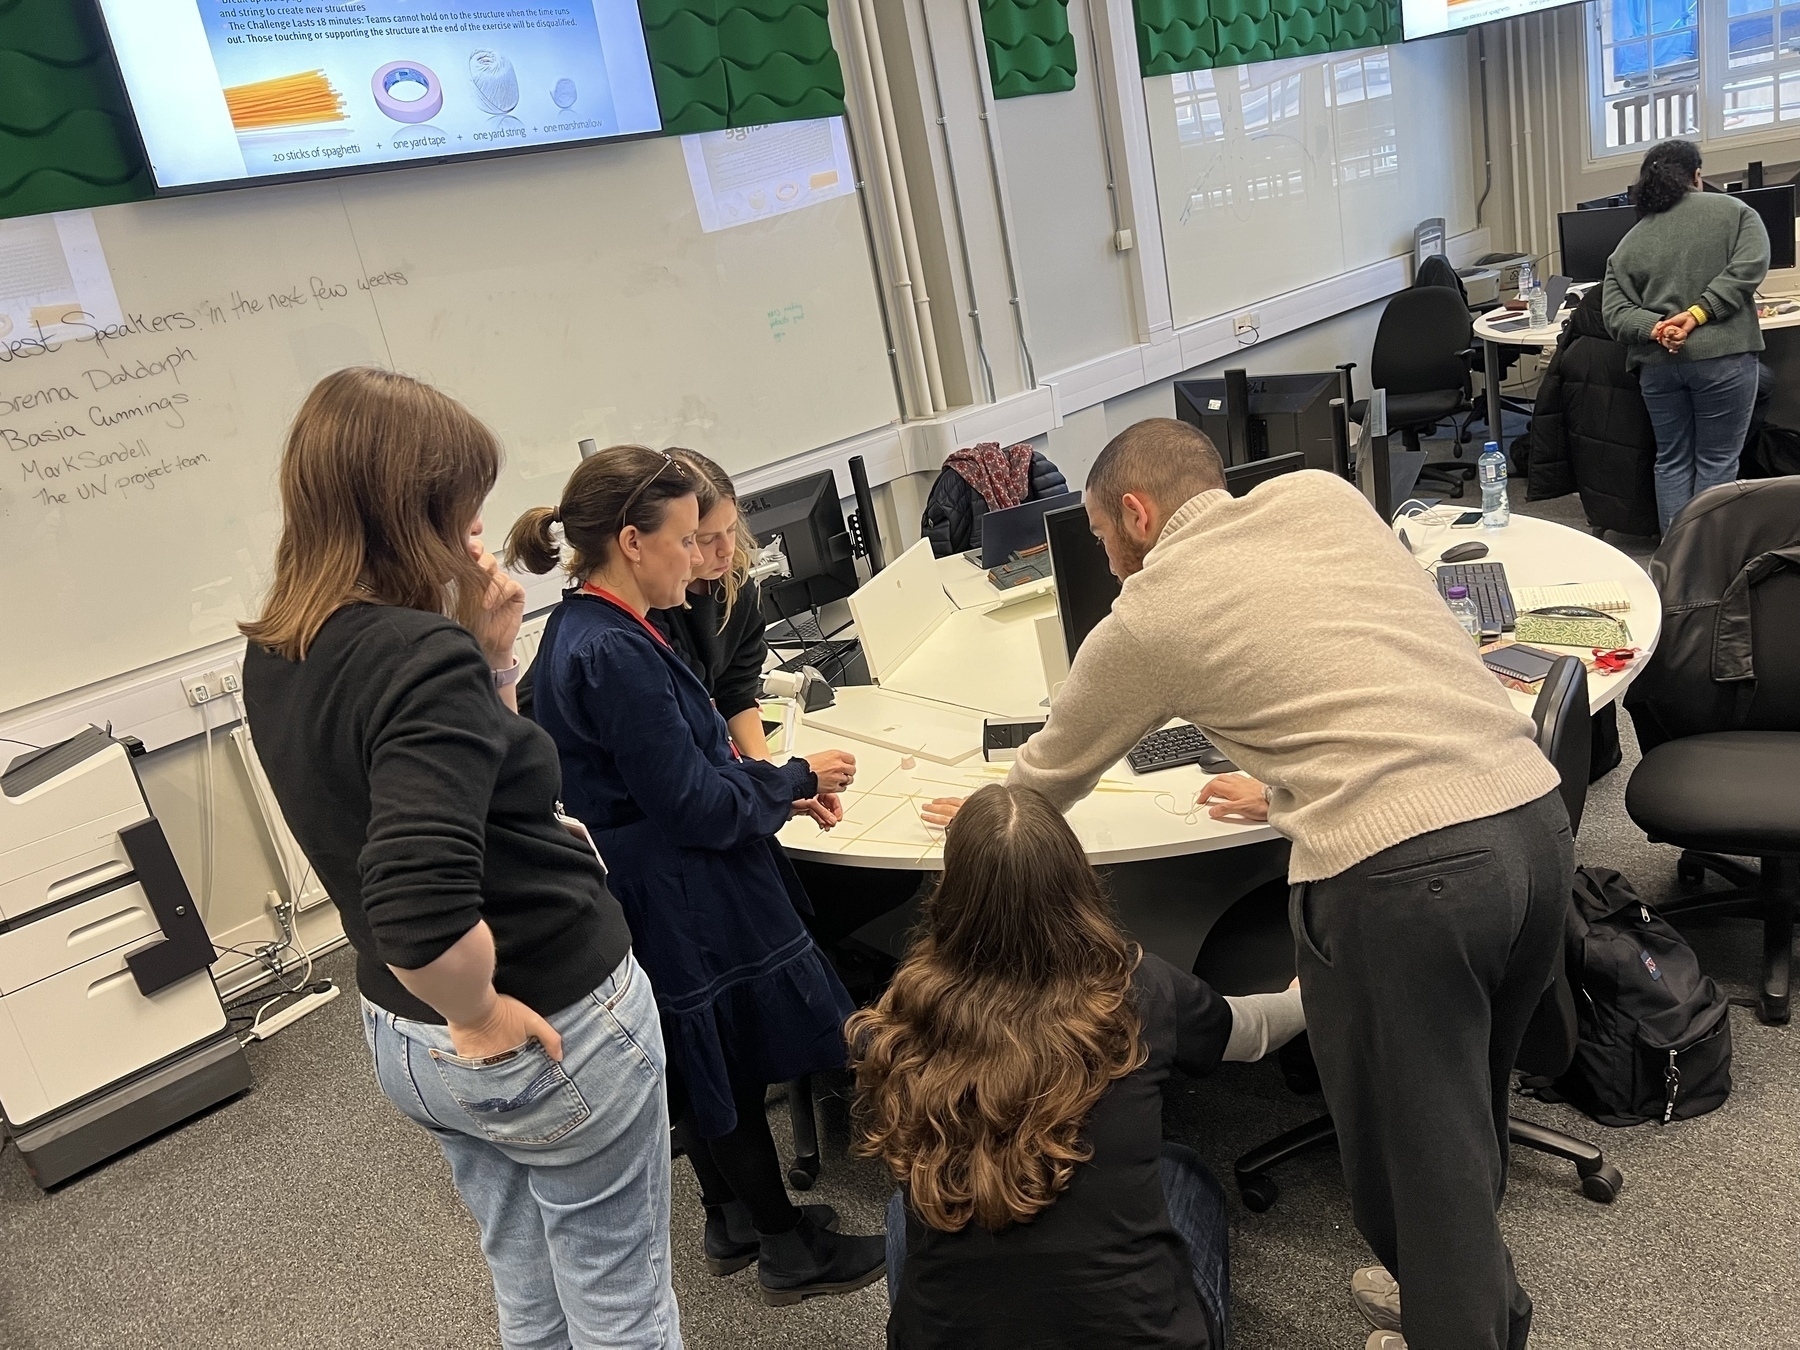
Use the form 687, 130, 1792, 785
756, 1212, 887, 1306
704, 1200, 840, 1276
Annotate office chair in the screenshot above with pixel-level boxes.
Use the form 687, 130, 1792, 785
1624, 485, 1800, 1025
1220, 656, 1622, 1211
1352, 287, 1479, 499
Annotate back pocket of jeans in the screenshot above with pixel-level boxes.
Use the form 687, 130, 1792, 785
1366, 848, 1495, 887
430, 1045, 591, 1146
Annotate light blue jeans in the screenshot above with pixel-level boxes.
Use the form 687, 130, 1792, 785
1636, 351, 1760, 534
362, 953, 682, 1350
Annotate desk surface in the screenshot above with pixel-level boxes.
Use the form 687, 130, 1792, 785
1473, 297, 1800, 349
777, 515, 1660, 870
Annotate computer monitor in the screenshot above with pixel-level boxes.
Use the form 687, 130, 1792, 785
741, 471, 859, 620
1044, 503, 1120, 665
1224, 451, 1305, 498
1173, 371, 1340, 472
978, 491, 1082, 569
1727, 183, 1798, 269
1557, 205, 1638, 282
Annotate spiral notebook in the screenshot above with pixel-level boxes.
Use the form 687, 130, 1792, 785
1511, 581, 1632, 615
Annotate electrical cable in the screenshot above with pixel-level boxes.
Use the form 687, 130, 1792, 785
199, 700, 216, 922
0, 736, 41, 751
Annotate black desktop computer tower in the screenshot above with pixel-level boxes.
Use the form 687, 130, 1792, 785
1173, 371, 1340, 471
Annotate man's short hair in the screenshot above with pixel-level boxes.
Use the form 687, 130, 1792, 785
1086, 418, 1226, 519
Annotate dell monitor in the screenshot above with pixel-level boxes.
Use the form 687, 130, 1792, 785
1557, 205, 1638, 282
1044, 503, 1120, 666
1173, 371, 1340, 472
1727, 183, 1798, 269
1224, 451, 1305, 498
742, 471, 859, 621
977, 491, 1081, 569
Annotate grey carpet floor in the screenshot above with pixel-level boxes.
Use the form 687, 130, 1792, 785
3, 493, 1795, 1350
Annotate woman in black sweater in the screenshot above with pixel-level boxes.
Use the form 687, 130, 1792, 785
850, 783, 1305, 1350
240, 369, 681, 1349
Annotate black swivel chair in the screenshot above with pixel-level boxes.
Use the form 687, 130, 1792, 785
1352, 287, 1480, 499
1624, 480, 1800, 1025
1219, 656, 1622, 1210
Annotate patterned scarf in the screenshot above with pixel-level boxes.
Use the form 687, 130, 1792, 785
946, 442, 1035, 510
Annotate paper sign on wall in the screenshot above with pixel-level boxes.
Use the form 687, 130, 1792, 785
0, 212, 122, 350
682, 118, 857, 233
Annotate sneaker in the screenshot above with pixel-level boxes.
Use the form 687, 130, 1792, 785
756, 1212, 887, 1306
1352, 1265, 1402, 1332
704, 1201, 839, 1276
1366, 1333, 1407, 1350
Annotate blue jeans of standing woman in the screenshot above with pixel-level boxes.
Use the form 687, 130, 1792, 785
1637, 351, 1760, 533
885, 1142, 1231, 1345
362, 952, 682, 1350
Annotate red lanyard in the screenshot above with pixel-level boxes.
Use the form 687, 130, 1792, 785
580, 583, 670, 648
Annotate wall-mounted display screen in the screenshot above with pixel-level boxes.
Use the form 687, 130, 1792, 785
95, 0, 663, 193
1401, 0, 1584, 40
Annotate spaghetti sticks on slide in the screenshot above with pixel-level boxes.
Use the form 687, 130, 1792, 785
224, 71, 347, 130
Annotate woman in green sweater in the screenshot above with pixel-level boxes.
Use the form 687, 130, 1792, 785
1602, 139, 1770, 533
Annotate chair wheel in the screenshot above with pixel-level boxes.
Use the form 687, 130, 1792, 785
1578, 1163, 1623, 1204
1677, 857, 1706, 885
1237, 1172, 1279, 1213
1449, 482, 1465, 499
788, 1166, 816, 1190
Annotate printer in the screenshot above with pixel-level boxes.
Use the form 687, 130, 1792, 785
0, 727, 250, 1187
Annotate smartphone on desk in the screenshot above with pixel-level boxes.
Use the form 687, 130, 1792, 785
1451, 511, 1483, 528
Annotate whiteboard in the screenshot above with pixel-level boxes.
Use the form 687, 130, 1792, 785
1144, 37, 1476, 329
0, 129, 897, 715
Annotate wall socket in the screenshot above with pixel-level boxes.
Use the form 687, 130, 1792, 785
182, 663, 244, 707
1233, 311, 1260, 336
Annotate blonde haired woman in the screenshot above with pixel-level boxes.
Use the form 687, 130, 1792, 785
241, 369, 679, 1349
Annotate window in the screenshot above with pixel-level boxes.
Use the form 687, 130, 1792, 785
1589, 0, 1800, 155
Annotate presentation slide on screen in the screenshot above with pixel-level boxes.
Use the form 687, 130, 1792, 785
1401, 0, 1581, 38
98, 1, 663, 189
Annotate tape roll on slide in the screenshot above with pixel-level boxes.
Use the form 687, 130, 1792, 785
372, 62, 443, 123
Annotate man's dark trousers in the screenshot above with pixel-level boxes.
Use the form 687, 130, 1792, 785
1292, 791, 1573, 1350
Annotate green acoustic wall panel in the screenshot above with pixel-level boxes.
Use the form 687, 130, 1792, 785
981, 0, 1078, 99
640, 0, 846, 133
1134, 0, 1398, 76
0, 0, 153, 221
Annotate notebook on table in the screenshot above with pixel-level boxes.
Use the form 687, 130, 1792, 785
1511, 581, 1632, 615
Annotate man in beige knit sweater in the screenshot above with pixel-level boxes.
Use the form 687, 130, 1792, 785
926, 418, 1571, 1350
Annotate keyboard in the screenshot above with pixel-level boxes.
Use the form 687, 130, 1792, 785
776, 640, 859, 676
1438, 561, 1516, 633
1127, 723, 1238, 775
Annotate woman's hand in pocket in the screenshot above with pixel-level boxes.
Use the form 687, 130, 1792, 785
449, 993, 564, 1062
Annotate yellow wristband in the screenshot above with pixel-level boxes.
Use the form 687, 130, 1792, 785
1688, 304, 1709, 325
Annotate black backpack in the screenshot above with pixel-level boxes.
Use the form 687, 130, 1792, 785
1538, 867, 1733, 1127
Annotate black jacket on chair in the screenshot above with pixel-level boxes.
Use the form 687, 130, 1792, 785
921, 450, 1069, 557
1623, 478, 1800, 753
1526, 288, 1659, 538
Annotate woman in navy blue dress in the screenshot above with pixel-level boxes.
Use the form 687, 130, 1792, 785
506, 445, 886, 1306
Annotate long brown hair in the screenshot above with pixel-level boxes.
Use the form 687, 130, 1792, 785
672, 448, 755, 626
241, 367, 500, 660
848, 784, 1145, 1233
504, 444, 699, 579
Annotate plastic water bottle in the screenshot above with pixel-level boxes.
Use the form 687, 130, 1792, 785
1445, 585, 1481, 642
1520, 261, 1547, 327
1479, 439, 1510, 528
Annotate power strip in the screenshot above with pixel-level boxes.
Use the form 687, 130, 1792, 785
245, 983, 341, 1041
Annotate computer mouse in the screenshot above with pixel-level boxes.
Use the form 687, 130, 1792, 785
1441, 541, 1490, 563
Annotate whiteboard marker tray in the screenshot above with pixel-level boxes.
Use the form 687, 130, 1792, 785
800, 687, 985, 765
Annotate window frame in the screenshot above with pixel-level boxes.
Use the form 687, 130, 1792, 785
1586, 0, 1800, 159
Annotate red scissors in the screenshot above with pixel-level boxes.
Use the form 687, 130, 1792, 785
1591, 647, 1639, 674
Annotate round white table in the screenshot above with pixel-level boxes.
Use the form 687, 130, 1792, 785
777, 514, 1660, 874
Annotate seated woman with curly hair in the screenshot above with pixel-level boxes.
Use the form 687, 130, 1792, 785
848, 783, 1305, 1349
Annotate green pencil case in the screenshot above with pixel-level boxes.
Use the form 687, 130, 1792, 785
1513, 608, 1631, 650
